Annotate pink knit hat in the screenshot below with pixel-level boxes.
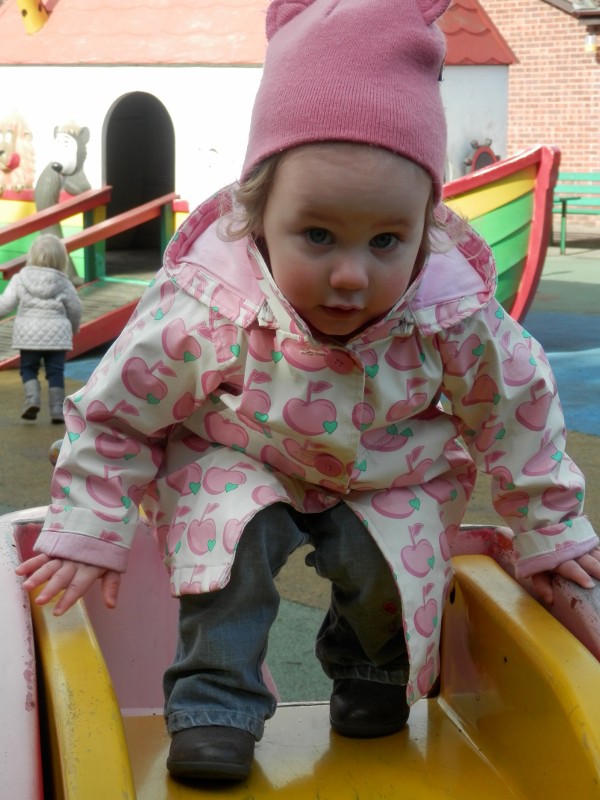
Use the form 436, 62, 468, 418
242, 0, 451, 203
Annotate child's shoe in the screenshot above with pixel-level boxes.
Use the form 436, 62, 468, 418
329, 678, 409, 738
48, 387, 65, 424
167, 725, 255, 780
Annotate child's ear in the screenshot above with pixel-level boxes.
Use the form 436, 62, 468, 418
415, 0, 451, 25
266, 0, 314, 39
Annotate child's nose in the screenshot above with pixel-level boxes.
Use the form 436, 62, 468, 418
329, 252, 369, 290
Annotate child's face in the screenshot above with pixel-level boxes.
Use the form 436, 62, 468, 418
260, 143, 431, 341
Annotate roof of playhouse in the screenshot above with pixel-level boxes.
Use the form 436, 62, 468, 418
0, 0, 514, 66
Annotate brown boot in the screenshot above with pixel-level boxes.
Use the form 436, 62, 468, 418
167, 725, 255, 780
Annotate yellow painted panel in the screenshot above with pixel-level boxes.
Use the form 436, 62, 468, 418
30, 590, 136, 800
124, 702, 521, 799
445, 165, 537, 221
0, 198, 36, 223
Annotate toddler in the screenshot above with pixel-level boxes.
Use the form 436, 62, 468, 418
0, 233, 81, 422
17, 0, 600, 784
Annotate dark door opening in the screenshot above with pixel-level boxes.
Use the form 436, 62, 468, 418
103, 92, 175, 258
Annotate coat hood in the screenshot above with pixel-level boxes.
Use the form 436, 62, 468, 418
164, 193, 498, 340
19, 266, 74, 300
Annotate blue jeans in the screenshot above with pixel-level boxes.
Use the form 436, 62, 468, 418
163, 502, 408, 739
19, 349, 66, 388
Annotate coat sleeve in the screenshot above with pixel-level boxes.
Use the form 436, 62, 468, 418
439, 298, 599, 578
34, 268, 241, 573
63, 284, 82, 335
0, 274, 19, 318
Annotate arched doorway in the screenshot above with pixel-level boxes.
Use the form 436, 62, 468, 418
103, 92, 175, 259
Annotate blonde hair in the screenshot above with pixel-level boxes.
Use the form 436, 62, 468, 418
26, 234, 69, 272
223, 150, 467, 258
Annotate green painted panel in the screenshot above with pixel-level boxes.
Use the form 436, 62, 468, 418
490, 225, 530, 281
469, 192, 534, 248
495, 256, 526, 310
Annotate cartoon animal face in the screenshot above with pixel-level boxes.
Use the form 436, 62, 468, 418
51, 126, 90, 176
0, 114, 35, 192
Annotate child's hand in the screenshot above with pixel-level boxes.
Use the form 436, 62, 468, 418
16, 553, 121, 616
530, 547, 600, 605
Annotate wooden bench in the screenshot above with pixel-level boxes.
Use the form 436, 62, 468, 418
552, 171, 600, 254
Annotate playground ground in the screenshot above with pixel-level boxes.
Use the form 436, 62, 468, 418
1, 242, 599, 702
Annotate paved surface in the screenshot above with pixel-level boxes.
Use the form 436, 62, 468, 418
1, 243, 599, 701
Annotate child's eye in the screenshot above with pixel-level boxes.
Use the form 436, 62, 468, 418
306, 228, 333, 245
370, 233, 398, 250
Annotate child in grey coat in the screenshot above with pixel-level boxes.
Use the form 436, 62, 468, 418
0, 234, 82, 422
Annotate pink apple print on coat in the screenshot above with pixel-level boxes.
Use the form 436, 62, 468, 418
187, 505, 219, 555
483, 451, 515, 490
223, 517, 246, 554
203, 464, 251, 494
260, 445, 307, 479
542, 483, 584, 512
473, 416, 505, 453
462, 372, 500, 406
283, 439, 344, 478
63, 410, 86, 441
214, 323, 242, 363
386, 377, 428, 420
352, 401, 375, 432
438, 333, 483, 376
150, 278, 177, 320
522, 430, 563, 476
282, 381, 337, 436
280, 338, 328, 371
86, 467, 127, 509
173, 391, 201, 420
414, 583, 438, 637
372, 486, 421, 519
161, 318, 202, 362
422, 475, 459, 504
401, 523, 435, 577
204, 412, 249, 451
251, 485, 290, 506
85, 398, 140, 424
494, 490, 530, 519
122, 357, 174, 404
248, 329, 279, 363
95, 429, 142, 461
417, 643, 437, 695
385, 336, 424, 371
500, 331, 537, 386
515, 379, 555, 431
51, 467, 72, 500
360, 423, 413, 452
166, 462, 203, 496
401, 446, 433, 485
237, 370, 272, 428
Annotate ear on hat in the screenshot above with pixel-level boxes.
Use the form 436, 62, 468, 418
266, 0, 314, 40
416, 0, 451, 25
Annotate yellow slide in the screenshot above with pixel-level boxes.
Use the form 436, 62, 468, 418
27, 551, 600, 799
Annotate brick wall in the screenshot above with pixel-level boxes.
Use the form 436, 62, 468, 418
482, 0, 600, 237
482, 0, 599, 169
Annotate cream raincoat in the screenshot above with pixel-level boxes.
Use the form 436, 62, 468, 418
35, 195, 598, 703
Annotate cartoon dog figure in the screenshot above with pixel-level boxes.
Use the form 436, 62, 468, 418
34, 123, 91, 283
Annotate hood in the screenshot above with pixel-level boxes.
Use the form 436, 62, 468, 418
164, 193, 497, 340
19, 266, 74, 300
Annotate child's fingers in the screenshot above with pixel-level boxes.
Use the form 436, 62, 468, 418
553, 558, 596, 589
100, 570, 121, 609
530, 572, 554, 605
51, 563, 105, 615
20, 556, 66, 592
15, 553, 51, 577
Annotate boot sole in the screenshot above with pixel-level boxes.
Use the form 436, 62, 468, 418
21, 405, 40, 420
166, 757, 251, 780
